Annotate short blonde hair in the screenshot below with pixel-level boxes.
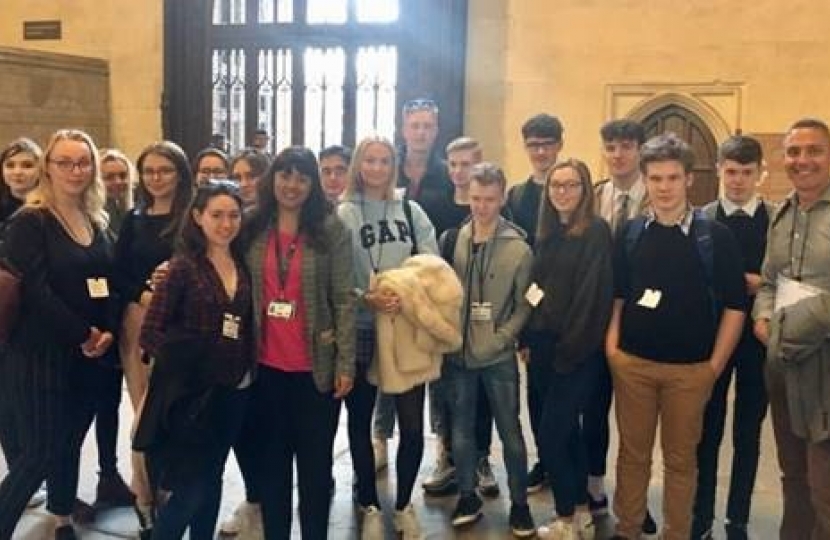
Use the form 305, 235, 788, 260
27, 129, 107, 229
446, 136, 482, 160
342, 135, 398, 200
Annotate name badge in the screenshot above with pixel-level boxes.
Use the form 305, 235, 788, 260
87, 278, 110, 299
267, 300, 296, 320
470, 301, 493, 322
636, 288, 662, 309
525, 282, 545, 307
222, 313, 241, 340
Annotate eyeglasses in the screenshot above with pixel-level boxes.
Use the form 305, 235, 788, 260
198, 167, 228, 177
402, 98, 439, 115
49, 159, 93, 173
141, 167, 177, 178
103, 172, 129, 181
549, 181, 582, 192
525, 140, 559, 152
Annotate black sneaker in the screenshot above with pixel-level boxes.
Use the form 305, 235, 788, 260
451, 493, 483, 527
94, 472, 135, 510
71, 498, 96, 525
642, 509, 658, 537
526, 462, 548, 494
508, 503, 535, 538
588, 493, 609, 516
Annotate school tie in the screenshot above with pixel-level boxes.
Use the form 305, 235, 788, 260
614, 192, 630, 235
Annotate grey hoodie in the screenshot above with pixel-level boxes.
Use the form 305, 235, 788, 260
443, 216, 532, 369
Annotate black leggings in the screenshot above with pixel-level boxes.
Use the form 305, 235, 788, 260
347, 330, 426, 510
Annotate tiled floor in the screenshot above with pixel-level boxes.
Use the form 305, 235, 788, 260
4, 365, 782, 539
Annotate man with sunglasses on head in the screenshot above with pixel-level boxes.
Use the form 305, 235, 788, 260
372, 98, 456, 479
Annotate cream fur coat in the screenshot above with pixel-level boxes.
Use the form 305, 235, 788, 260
368, 254, 463, 394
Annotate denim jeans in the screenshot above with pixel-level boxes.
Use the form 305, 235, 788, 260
153, 387, 248, 540
445, 358, 527, 504
373, 391, 396, 439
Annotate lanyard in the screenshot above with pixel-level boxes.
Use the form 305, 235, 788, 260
788, 205, 811, 281
468, 222, 496, 301
274, 231, 300, 297
360, 195, 389, 273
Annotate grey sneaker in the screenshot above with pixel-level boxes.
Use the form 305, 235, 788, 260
422, 451, 457, 495
476, 457, 500, 497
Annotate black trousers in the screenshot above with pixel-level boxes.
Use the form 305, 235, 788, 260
0, 348, 96, 539
583, 351, 614, 477
693, 337, 768, 529
92, 364, 125, 477
256, 366, 341, 540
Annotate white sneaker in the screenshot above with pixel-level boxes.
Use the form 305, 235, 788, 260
538, 518, 577, 540
394, 504, 425, 540
422, 450, 456, 494
361, 505, 385, 540
372, 438, 388, 473
26, 483, 47, 508
574, 511, 595, 540
219, 501, 263, 538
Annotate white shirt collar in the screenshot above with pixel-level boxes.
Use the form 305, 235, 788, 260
645, 206, 695, 235
720, 195, 760, 217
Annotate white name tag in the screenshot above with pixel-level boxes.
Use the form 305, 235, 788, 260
222, 313, 241, 340
636, 288, 662, 309
87, 277, 110, 299
470, 301, 493, 322
267, 300, 296, 320
525, 282, 545, 307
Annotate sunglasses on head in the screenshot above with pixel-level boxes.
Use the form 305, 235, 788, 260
402, 98, 439, 115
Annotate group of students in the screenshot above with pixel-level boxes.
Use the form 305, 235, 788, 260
0, 101, 827, 540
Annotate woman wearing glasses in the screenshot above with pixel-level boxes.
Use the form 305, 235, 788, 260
134, 180, 252, 539
524, 159, 613, 539
193, 147, 230, 187
0, 130, 119, 540
113, 141, 193, 538
338, 136, 439, 540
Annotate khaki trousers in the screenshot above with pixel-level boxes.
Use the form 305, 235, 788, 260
609, 350, 715, 540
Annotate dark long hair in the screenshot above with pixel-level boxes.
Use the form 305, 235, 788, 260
537, 158, 595, 242
178, 181, 245, 263
247, 146, 331, 251
135, 141, 194, 238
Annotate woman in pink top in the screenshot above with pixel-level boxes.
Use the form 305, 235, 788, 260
243, 146, 355, 539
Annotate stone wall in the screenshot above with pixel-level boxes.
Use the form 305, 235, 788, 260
0, 47, 109, 149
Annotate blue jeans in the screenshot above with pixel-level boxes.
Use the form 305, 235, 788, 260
373, 391, 396, 439
153, 387, 248, 540
445, 358, 527, 504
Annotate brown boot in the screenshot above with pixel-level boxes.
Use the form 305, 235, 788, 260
93, 472, 136, 509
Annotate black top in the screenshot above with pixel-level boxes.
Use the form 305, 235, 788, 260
397, 147, 455, 238
528, 217, 614, 372
114, 209, 176, 304
3, 208, 119, 352
614, 217, 748, 363
715, 203, 769, 275
506, 178, 542, 246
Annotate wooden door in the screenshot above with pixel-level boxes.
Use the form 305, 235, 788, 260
642, 105, 719, 206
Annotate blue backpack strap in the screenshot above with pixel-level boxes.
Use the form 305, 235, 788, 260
624, 215, 648, 261
691, 209, 715, 286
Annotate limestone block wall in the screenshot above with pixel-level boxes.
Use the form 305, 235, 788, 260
0, 47, 109, 149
